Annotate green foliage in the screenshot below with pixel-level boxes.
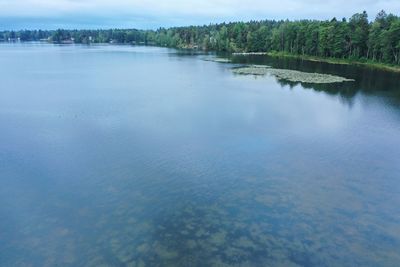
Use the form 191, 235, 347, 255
1, 10, 399, 65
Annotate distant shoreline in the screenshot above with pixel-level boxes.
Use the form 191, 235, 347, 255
1, 10, 400, 72
2, 40, 400, 73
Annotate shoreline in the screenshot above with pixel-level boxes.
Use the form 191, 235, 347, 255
242, 52, 400, 73
3, 41, 400, 73
198, 50, 399, 73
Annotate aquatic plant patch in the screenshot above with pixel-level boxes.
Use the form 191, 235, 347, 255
203, 58, 232, 63
232, 65, 355, 84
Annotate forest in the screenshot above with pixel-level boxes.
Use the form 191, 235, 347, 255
1, 10, 399, 65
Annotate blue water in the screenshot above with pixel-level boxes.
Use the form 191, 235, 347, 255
0, 43, 400, 266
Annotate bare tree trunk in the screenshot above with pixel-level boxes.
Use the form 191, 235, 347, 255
391, 47, 398, 64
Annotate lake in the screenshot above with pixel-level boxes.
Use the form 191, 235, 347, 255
0, 43, 399, 267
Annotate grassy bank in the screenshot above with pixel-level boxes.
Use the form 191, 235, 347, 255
264, 52, 400, 73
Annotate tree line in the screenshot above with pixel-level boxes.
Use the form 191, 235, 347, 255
1, 10, 399, 65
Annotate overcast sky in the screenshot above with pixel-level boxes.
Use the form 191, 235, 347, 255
0, 0, 399, 30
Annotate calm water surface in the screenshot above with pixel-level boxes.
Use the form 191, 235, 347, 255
0, 43, 400, 267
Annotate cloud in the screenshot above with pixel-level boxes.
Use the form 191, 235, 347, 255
0, 0, 399, 29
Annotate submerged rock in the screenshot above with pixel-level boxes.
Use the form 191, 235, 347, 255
232, 65, 355, 84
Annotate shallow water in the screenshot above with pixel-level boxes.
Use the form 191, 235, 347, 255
0, 43, 399, 267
